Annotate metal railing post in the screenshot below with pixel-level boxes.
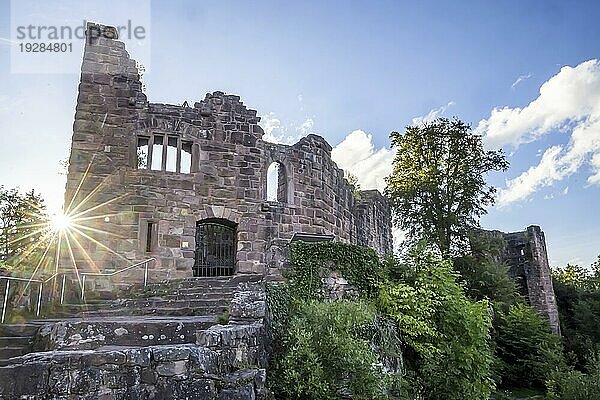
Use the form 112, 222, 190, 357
81, 275, 86, 301
36, 282, 43, 317
1, 280, 9, 324
60, 274, 66, 305
144, 261, 149, 287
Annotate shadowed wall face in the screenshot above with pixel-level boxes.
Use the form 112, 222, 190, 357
502, 225, 561, 335
62, 23, 393, 284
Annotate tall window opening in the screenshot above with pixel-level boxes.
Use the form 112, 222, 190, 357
145, 222, 155, 253
266, 161, 288, 203
151, 135, 164, 170
181, 142, 192, 174
137, 137, 149, 169
194, 219, 236, 277
166, 137, 178, 172
136, 134, 194, 174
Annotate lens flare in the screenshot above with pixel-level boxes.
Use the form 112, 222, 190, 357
50, 212, 72, 232
5, 159, 130, 298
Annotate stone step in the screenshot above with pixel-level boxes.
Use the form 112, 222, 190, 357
125, 298, 228, 309
0, 346, 27, 360
35, 316, 219, 351
57, 297, 230, 314
171, 286, 236, 295
163, 291, 234, 301
132, 275, 262, 293
0, 323, 42, 337
79, 305, 229, 318
0, 336, 31, 347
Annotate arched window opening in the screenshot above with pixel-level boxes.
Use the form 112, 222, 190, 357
194, 218, 236, 277
266, 161, 288, 203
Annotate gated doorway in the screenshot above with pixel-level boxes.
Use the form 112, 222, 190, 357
194, 219, 236, 277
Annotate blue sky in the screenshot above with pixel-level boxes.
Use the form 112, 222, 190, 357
0, 0, 599, 267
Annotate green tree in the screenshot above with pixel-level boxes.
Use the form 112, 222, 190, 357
0, 187, 48, 268
453, 230, 519, 306
553, 264, 600, 369
385, 118, 508, 256
379, 243, 494, 399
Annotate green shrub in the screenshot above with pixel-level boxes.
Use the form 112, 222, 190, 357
547, 363, 600, 400
286, 241, 385, 299
553, 264, 600, 369
493, 302, 565, 389
452, 231, 519, 306
270, 300, 393, 400
216, 310, 229, 325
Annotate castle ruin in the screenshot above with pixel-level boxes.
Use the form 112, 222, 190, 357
63, 23, 393, 284
500, 225, 561, 335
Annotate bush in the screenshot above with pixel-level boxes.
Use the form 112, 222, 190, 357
379, 243, 494, 400
270, 300, 392, 400
547, 362, 600, 400
493, 302, 565, 389
553, 264, 600, 369
452, 231, 519, 306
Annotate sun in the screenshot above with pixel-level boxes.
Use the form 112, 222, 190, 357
50, 212, 73, 233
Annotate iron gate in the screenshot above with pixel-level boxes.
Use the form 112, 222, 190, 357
194, 220, 236, 277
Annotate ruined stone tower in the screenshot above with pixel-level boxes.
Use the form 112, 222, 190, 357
63, 23, 392, 285
501, 225, 561, 335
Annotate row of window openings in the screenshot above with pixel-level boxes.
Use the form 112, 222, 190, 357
138, 135, 288, 203
137, 135, 193, 174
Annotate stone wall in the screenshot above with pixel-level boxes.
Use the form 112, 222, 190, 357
500, 225, 561, 335
63, 23, 392, 284
0, 340, 267, 399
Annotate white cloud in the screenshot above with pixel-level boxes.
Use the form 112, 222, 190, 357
477, 60, 600, 150
299, 118, 313, 135
259, 112, 302, 145
589, 153, 600, 185
411, 101, 455, 126
511, 72, 533, 89
259, 112, 281, 137
331, 130, 393, 193
476, 60, 600, 206
259, 112, 317, 145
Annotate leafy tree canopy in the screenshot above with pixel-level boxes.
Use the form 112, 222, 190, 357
385, 118, 508, 256
0, 186, 48, 269
453, 230, 519, 306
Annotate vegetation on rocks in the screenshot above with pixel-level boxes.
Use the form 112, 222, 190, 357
266, 118, 599, 399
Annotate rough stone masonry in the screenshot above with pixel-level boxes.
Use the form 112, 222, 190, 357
63, 23, 393, 286
500, 225, 561, 335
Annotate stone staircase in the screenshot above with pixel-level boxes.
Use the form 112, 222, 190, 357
0, 323, 41, 362
0, 274, 269, 399
0, 275, 261, 365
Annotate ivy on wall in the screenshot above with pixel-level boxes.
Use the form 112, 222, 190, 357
285, 241, 385, 299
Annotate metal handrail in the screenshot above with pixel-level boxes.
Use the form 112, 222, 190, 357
80, 258, 156, 301
0, 258, 156, 323
0, 275, 45, 323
